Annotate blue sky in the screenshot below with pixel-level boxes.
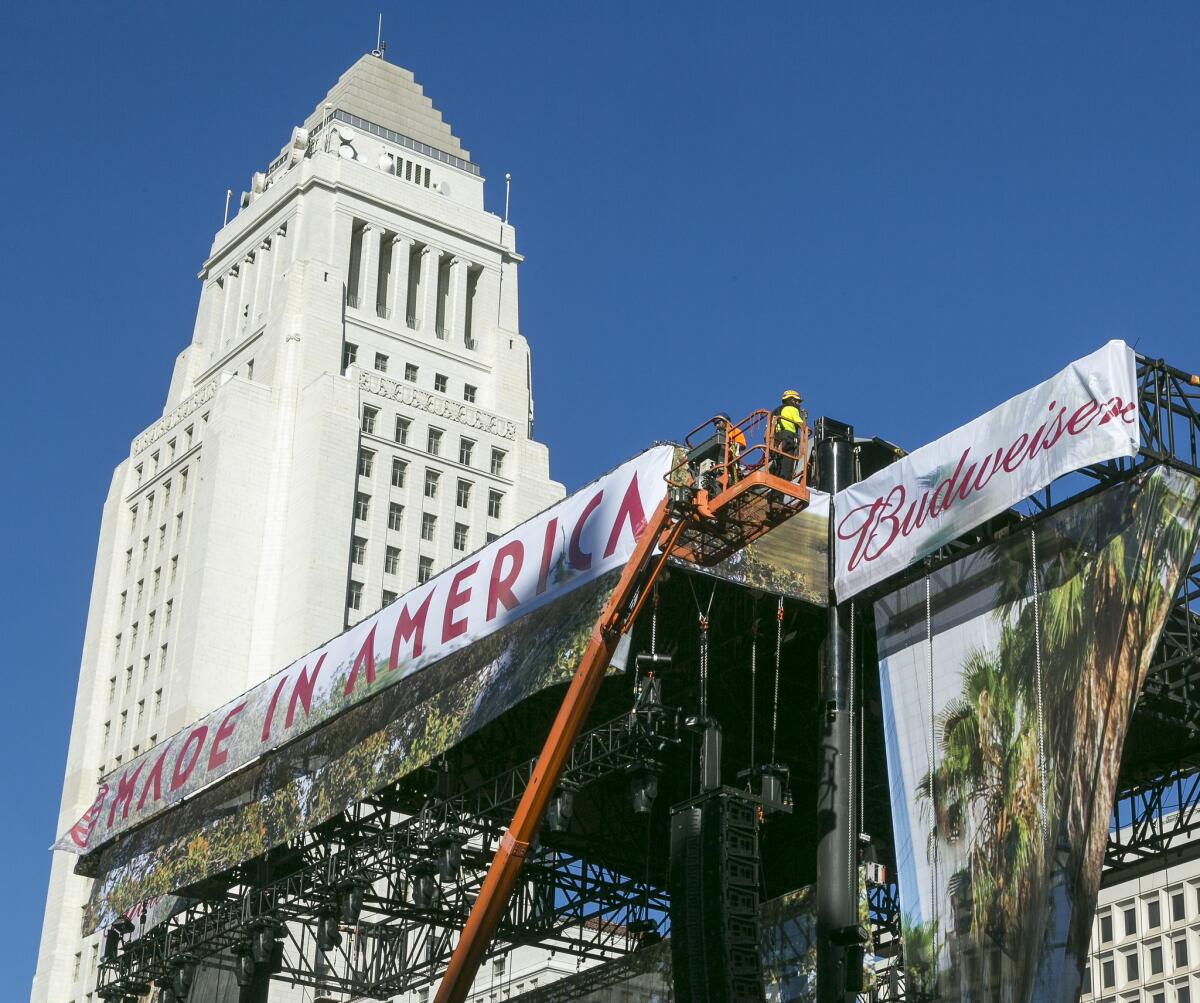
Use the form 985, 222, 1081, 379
2, 2, 1199, 993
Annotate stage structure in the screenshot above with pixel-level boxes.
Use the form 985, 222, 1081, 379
79, 350, 1200, 1003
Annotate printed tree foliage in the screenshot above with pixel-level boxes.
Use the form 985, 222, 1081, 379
878, 466, 1200, 1000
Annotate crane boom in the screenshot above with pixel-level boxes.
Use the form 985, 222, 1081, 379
435, 410, 809, 1003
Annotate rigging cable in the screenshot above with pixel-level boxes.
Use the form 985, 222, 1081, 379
749, 614, 759, 776
770, 595, 784, 764
1030, 527, 1049, 845
848, 600, 858, 899
925, 572, 938, 935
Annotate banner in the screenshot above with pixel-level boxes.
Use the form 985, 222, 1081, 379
83, 567, 626, 931
64, 445, 675, 859
835, 341, 1138, 600
876, 465, 1200, 999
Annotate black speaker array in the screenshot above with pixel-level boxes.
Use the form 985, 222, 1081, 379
669, 788, 763, 1001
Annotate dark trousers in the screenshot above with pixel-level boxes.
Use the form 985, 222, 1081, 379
773, 432, 798, 480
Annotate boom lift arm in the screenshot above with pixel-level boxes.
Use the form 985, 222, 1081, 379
435, 411, 809, 1002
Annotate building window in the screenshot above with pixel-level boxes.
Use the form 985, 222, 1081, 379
418, 556, 434, 583
142, 536, 149, 559
136, 578, 144, 603
383, 589, 397, 606
456, 479, 472, 508
1124, 948, 1138, 982
487, 532, 499, 544
421, 513, 436, 541
1100, 911, 1114, 944
159, 643, 168, 669
385, 546, 400, 574
1175, 935, 1189, 967
107, 676, 116, 703
185, 425, 194, 449
157, 524, 165, 548
124, 549, 132, 572
1148, 897, 1162, 930
427, 427, 443, 456
355, 492, 371, 520
454, 523, 469, 551
464, 384, 477, 403
391, 457, 407, 487
424, 470, 440, 499
119, 590, 127, 614
1150, 941, 1164, 976
136, 699, 145, 728
459, 438, 474, 466
347, 581, 363, 610
1171, 887, 1186, 923
405, 362, 418, 383
488, 490, 503, 519
1100, 955, 1115, 989
490, 449, 506, 476
352, 537, 367, 565
180, 468, 188, 494
153, 568, 161, 593
1123, 903, 1137, 938
342, 342, 358, 372
154, 689, 162, 716
374, 352, 389, 373
361, 406, 378, 434
395, 416, 410, 444
1177, 982, 1192, 1003
170, 557, 178, 584
434, 373, 448, 394
358, 449, 375, 477
388, 502, 404, 531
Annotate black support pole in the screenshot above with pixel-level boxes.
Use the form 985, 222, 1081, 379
814, 432, 858, 1002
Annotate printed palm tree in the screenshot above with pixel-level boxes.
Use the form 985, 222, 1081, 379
913, 467, 1200, 996
916, 630, 1048, 962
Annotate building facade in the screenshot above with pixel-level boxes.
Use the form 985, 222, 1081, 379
1081, 851, 1200, 1003
33, 53, 563, 1003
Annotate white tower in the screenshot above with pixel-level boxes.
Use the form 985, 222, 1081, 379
32, 53, 563, 1003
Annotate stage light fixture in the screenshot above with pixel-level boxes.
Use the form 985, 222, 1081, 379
251, 919, 279, 964
629, 764, 659, 814
432, 834, 462, 882
103, 928, 120, 961
411, 865, 437, 908
546, 788, 574, 833
317, 913, 342, 952
235, 950, 256, 988
339, 877, 367, 924
172, 959, 197, 998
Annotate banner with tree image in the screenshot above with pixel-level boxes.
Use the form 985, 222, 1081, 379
875, 465, 1200, 999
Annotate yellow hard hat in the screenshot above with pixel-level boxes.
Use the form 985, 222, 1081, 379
782, 389, 801, 401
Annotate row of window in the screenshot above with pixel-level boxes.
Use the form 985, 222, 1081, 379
133, 422, 198, 485
359, 434, 504, 475
344, 342, 478, 404
1099, 887, 1200, 946
1088, 934, 1197, 994
354, 481, 502, 522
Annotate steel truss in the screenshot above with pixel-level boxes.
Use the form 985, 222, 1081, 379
97, 710, 678, 1000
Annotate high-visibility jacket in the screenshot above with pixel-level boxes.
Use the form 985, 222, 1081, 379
774, 404, 804, 436
728, 426, 746, 451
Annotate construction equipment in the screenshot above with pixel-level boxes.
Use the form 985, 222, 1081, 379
434, 410, 810, 1003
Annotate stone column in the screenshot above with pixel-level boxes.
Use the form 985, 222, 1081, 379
448, 256, 470, 345
418, 245, 440, 335
390, 235, 413, 328
361, 226, 381, 318
251, 239, 271, 326
266, 226, 288, 315
219, 265, 240, 349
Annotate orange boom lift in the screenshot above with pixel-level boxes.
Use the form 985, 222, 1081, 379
435, 410, 811, 1003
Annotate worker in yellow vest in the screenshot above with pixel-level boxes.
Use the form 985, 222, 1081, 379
771, 390, 806, 480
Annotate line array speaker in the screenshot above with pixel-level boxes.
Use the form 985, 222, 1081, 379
669, 787, 763, 1001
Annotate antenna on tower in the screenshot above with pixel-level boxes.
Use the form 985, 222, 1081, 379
504, 173, 512, 225
224, 188, 232, 226
372, 14, 386, 58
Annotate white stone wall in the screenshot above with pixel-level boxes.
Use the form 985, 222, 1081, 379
33, 56, 563, 1003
